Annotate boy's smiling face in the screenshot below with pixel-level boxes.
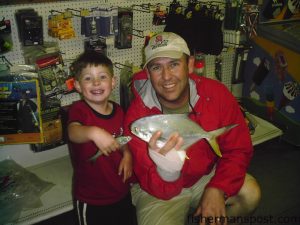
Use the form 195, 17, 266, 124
74, 64, 115, 108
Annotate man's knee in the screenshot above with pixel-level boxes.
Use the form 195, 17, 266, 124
237, 174, 261, 213
227, 174, 261, 216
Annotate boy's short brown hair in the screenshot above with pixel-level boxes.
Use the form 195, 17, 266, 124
71, 50, 114, 80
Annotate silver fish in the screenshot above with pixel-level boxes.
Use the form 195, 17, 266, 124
88, 136, 132, 162
130, 114, 237, 157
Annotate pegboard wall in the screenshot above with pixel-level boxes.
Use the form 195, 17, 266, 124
205, 50, 235, 91
0, 0, 234, 105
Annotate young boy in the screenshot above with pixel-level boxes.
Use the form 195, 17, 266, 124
67, 50, 136, 225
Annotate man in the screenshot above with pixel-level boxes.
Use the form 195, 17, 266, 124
124, 32, 261, 225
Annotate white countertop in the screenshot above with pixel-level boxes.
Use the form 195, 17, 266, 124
249, 114, 283, 146
6, 156, 73, 225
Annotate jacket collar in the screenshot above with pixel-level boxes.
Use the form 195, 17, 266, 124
133, 76, 200, 111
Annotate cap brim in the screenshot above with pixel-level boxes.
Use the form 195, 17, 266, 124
143, 51, 183, 69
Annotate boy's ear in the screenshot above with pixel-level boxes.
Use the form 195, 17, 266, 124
112, 76, 116, 88
74, 80, 82, 93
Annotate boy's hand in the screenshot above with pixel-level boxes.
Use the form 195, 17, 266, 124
90, 127, 120, 156
68, 123, 120, 157
118, 146, 133, 182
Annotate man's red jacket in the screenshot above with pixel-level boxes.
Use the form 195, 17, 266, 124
124, 70, 253, 200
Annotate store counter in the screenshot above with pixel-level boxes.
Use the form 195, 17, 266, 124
9, 114, 282, 225
9, 156, 73, 225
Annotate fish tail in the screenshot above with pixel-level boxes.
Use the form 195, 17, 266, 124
206, 124, 238, 157
207, 137, 222, 157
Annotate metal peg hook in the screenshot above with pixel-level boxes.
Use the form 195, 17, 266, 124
66, 8, 81, 13
49, 9, 81, 18
132, 4, 151, 13
114, 62, 132, 70
132, 29, 144, 38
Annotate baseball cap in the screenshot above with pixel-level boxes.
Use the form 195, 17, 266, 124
144, 32, 190, 68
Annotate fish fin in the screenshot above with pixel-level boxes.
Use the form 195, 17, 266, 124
208, 124, 238, 137
88, 150, 102, 162
206, 124, 238, 157
207, 137, 222, 157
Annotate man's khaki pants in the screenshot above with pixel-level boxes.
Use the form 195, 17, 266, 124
131, 171, 215, 225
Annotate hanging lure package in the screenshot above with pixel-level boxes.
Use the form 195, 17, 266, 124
111, 7, 119, 37
84, 37, 107, 55
164, 1, 185, 36
98, 8, 111, 37
15, 8, 43, 46
81, 16, 96, 37
0, 69, 44, 145
48, 13, 75, 40
0, 18, 13, 53
152, 4, 168, 25
115, 8, 133, 49
31, 98, 66, 152
80, 6, 118, 38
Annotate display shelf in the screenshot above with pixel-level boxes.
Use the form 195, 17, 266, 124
6, 114, 282, 225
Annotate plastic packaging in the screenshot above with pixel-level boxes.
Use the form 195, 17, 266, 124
0, 158, 54, 224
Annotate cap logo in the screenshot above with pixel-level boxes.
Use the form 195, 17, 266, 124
156, 35, 163, 42
151, 35, 168, 50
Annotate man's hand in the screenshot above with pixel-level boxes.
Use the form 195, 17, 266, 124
148, 131, 184, 155
194, 187, 227, 225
